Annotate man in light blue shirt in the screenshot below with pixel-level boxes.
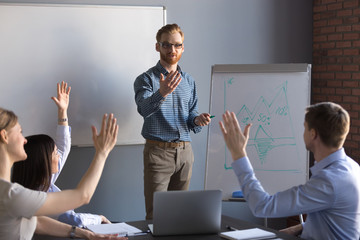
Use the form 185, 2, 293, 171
134, 24, 211, 219
219, 102, 360, 239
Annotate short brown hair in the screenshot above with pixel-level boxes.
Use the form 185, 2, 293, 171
156, 23, 184, 43
0, 108, 18, 131
305, 102, 349, 148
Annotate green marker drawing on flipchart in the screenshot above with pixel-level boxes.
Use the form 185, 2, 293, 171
223, 79, 300, 173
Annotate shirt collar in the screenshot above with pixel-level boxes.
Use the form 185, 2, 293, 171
310, 148, 346, 176
156, 60, 182, 75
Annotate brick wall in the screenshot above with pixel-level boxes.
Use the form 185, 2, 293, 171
312, 0, 360, 162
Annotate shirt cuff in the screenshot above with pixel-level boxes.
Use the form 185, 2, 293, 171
80, 214, 102, 227
188, 113, 202, 133
152, 90, 165, 104
192, 125, 202, 133
231, 156, 254, 175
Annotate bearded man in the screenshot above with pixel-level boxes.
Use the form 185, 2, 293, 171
134, 23, 211, 219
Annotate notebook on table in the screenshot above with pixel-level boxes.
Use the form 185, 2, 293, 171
219, 227, 276, 240
148, 189, 222, 236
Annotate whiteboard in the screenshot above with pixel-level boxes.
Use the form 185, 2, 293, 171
0, 4, 165, 145
205, 64, 311, 199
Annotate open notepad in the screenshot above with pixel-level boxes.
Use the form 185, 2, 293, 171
86, 222, 142, 236
219, 227, 276, 240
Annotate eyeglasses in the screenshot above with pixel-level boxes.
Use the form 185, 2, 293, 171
158, 42, 183, 49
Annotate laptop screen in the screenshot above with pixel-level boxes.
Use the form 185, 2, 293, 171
151, 190, 222, 236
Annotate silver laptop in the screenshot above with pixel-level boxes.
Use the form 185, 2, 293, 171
149, 189, 222, 236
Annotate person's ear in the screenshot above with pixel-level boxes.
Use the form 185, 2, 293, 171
310, 128, 317, 140
0, 129, 8, 144
155, 42, 160, 52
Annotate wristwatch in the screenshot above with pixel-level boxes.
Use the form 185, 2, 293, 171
70, 225, 76, 239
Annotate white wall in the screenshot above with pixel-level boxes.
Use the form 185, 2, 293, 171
1, 0, 313, 226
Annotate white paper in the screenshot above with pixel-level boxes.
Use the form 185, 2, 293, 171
219, 228, 276, 240
86, 222, 142, 235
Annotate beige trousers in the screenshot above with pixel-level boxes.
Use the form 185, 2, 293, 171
143, 141, 194, 220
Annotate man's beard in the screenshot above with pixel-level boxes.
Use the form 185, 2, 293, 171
160, 51, 182, 65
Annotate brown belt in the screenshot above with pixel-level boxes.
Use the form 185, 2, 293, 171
146, 139, 189, 148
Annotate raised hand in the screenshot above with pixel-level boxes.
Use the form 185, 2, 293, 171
51, 81, 71, 111
219, 111, 252, 161
159, 71, 182, 97
92, 114, 119, 157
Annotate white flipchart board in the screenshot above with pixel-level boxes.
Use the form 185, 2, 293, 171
0, 4, 166, 145
205, 64, 311, 199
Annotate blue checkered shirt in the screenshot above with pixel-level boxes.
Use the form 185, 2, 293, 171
134, 61, 202, 142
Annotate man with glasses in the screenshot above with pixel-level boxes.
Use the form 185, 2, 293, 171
134, 23, 211, 219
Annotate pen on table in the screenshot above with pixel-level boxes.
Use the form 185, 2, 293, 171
226, 225, 239, 231
210, 115, 215, 119
126, 232, 147, 237
126, 230, 150, 237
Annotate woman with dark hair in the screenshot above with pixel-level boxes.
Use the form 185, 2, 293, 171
13, 134, 54, 191
12, 81, 111, 227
